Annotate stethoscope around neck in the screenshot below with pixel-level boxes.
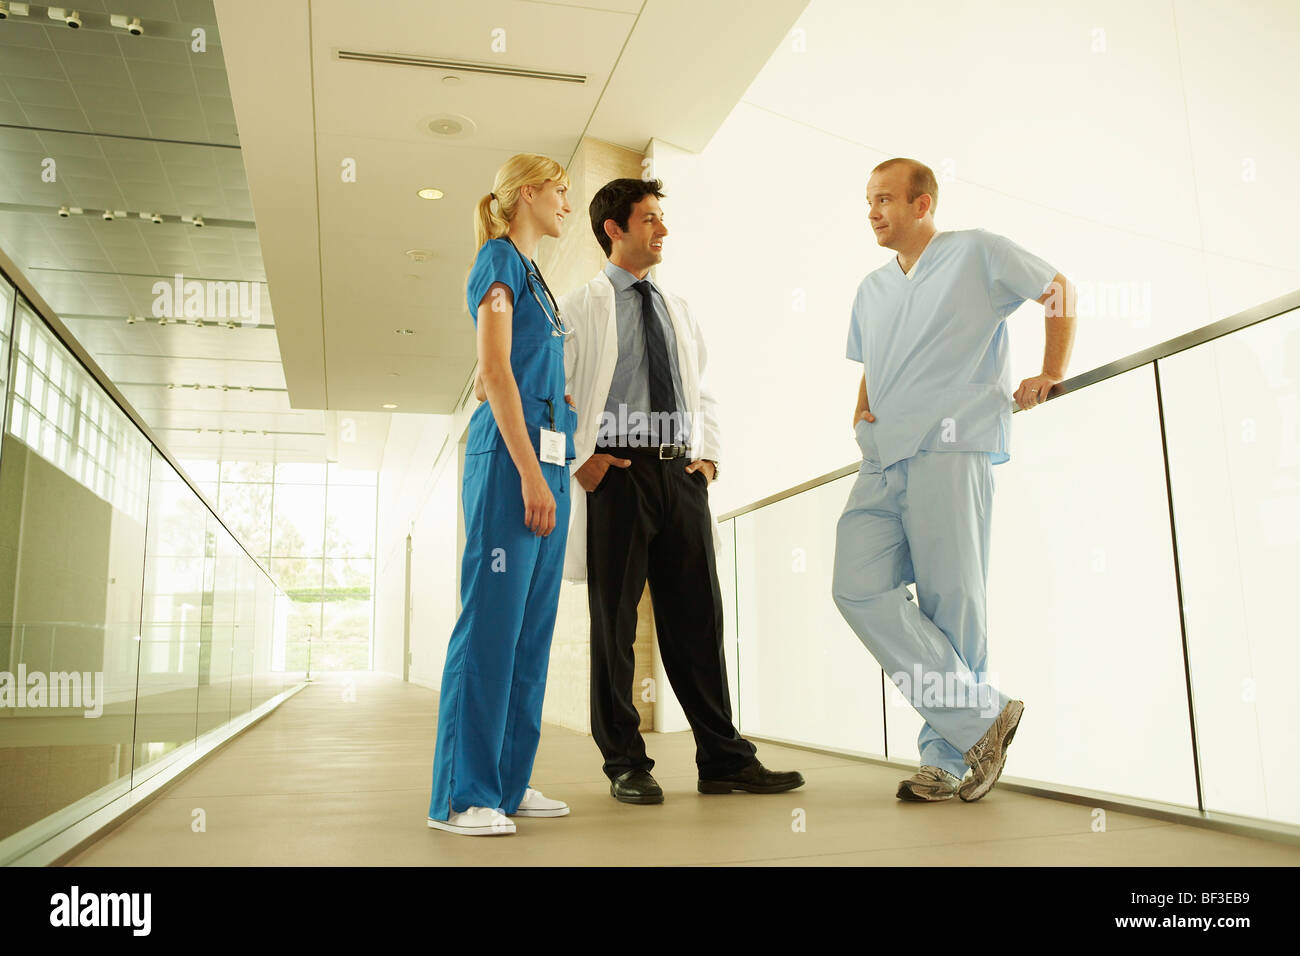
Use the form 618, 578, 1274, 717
504, 237, 571, 337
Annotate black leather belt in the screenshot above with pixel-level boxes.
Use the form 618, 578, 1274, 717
604, 443, 692, 460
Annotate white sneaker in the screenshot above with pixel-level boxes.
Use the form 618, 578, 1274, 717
427, 806, 516, 836
511, 787, 570, 818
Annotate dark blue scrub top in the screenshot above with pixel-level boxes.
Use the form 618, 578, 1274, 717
464, 237, 576, 461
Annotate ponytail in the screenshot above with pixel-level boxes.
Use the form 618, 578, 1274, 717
473, 191, 510, 249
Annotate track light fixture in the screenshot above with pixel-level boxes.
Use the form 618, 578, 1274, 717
48, 7, 81, 28
110, 13, 143, 35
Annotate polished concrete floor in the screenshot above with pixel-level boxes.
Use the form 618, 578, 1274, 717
66, 673, 1300, 866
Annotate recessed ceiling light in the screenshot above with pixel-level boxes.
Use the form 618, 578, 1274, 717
417, 188, 443, 200
382, 403, 397, 409
405, 249, 432, 262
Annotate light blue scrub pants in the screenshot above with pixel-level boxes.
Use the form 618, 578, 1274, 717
428, 447, 570, 820
831, 422, 1008, 781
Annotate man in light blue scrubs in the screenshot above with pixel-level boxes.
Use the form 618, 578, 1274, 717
832, 158, 1077, 802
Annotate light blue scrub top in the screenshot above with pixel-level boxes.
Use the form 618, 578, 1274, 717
846, 229, 1057, 469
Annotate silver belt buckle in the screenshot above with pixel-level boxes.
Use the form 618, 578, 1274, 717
658, 444, 674, 460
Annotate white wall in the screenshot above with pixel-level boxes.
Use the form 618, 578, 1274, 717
373, 411, 461, 688
651, 0, 1300, 519
645, 0, 1299, 820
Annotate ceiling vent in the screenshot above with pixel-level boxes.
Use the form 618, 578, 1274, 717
336, 49, 586, 84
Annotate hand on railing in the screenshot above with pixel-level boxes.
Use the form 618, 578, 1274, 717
1014, 373, 1062, 411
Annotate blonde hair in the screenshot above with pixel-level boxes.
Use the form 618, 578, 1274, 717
473, 153, 571, 250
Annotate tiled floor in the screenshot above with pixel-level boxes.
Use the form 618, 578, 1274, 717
65, 673, 1300, 866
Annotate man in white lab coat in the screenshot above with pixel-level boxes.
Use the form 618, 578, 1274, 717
559, 178, 803, 804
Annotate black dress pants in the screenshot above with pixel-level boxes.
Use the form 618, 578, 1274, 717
586, 448, 757, 780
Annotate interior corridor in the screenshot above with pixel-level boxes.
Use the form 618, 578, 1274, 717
64, 674, 1300, 867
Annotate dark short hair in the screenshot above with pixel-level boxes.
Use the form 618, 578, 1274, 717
589, 178, 666, 256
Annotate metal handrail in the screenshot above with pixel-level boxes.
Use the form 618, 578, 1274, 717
717, 288, 1300, 522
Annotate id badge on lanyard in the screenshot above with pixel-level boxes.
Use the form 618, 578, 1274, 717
539, 397, 564, 465
539, 428, 565, 465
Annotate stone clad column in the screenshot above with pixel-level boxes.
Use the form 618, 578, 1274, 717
536, 138, 656, 737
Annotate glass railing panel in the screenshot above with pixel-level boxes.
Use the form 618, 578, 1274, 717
976, 365, 1198, 806
0, 254, 297, 860
717, 518, 740, 717
196, 517, 236, 737
132, 448, 206, 786
229, 547, 256, 721
1159, 306, 1300, 824
251, 572, 279, 708
733, 475, 888, 757
0, 301, 149, 842
274, 589, 295, 681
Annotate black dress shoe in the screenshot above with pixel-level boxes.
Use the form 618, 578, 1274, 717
698, 760, 805, 794
610, 769, 664, 805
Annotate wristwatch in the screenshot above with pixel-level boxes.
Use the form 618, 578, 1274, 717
705, 459, 719, 482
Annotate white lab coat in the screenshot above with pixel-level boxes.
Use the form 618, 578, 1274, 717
560, 270, 723, 582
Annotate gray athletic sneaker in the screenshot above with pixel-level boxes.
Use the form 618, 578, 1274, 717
959, 699, 1025, 802
896, 765, 962, 802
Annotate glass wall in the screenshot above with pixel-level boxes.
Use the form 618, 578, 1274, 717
0, 272, 293, 863
721, 305, 1300, 828
179, 459, 379, 673
0, 277, 12, 473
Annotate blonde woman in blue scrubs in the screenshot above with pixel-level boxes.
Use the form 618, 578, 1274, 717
427, 154, 577, 836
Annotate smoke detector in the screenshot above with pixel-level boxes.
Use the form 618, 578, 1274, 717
421, 113, 476, 139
